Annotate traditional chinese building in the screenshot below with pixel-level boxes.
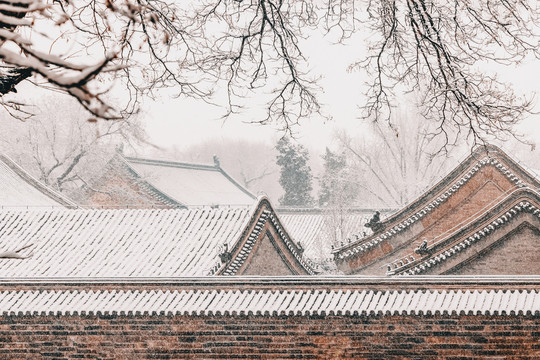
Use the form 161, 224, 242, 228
333, 145, 540, 276
0, 154, 76, 209
0, 197, 313, 277
0, 145, 538, 358
73, 152, 256, 208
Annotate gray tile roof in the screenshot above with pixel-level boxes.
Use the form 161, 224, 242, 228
125, 156, 256, 207
279, 209, 394, 262
0, 207, 254, 277
389, 191, 540, 275
0, 286, 538, 316
0, 155, 76, 209
334, 145, 540, 261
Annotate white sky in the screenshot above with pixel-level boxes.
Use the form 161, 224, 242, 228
138, 31, 540, 154
9, 14, 540, 157
139, 31, 373, 152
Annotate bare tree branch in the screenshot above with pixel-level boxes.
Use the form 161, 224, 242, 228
0, 0, 537, 143
0, 243, 33, 260
353, 0, 539, 145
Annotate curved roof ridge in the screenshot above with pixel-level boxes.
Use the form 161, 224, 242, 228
0, 154, 78, 208
390, 187, 540, 276
334, 144, 540, 259
214, 196, 316, 276
470, 144, 540, 187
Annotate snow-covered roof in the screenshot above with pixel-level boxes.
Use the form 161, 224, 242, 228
0, 277, 538, 316
0, 154, 76, 209
334, 145, 540, 274
389, 188, 540, 276
0, 207, 253, 277
0, 197, 313, 277
3, 288, 538, 316
278, 209, 395, 261
125, 156, 256, 207
76, 153, 257, 208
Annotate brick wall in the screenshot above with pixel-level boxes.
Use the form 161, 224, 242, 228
0, 314, 538, 359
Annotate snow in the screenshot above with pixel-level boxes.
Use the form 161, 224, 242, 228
0, 207, 253, 278
0, 155, 71, 208
278, 210, 388, 261
127, 158, 255, 206
0, 287, 536, 315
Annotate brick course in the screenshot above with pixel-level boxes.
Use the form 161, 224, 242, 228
0, 314, 538, 359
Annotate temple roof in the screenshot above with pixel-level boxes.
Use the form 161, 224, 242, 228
125, 156, 256, 206
333, 145, 540, 275
0, 154, 76, 209
389, 187, 540, 276
0, 197, 313, 278
75, 153, 256, 208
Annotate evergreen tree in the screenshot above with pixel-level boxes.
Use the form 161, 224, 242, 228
318, 148, 358, 207
276, 137, 314, 207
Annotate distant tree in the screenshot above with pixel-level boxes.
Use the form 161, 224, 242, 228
1, 95, 144, 192
316, 148, 360, 255
318, 148, 358, 207
276, 137, 314, 207
337, 108, 467, 208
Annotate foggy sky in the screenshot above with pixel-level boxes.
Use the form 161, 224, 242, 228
139, 31, 540, 153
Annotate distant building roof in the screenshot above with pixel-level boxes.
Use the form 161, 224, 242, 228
126, 156, 256, 206
0, 154, 76, 209
278, 208, 395, 266
75, 152, 256, 208
0, 197, 313, 278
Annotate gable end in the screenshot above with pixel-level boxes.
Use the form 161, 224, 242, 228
391, 195, 540, 276
334, 146, 536, 262
214, 199, 315, 276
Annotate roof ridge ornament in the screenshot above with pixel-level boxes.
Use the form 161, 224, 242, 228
218, 243, 232, 264
334, 151, 534, 259
414, 239, 430, 256
213, 154, 220, 168
364, 211, 384, 233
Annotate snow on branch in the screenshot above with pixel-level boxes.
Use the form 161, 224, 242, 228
0, 0, 139, 119
0, 243, 33, 259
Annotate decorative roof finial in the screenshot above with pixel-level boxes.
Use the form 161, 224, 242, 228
364, 211, 384, 233
296, 241, 304, 257
414, 239, 430, 256
213, 154, 220, 167
219, 243, 232, 264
